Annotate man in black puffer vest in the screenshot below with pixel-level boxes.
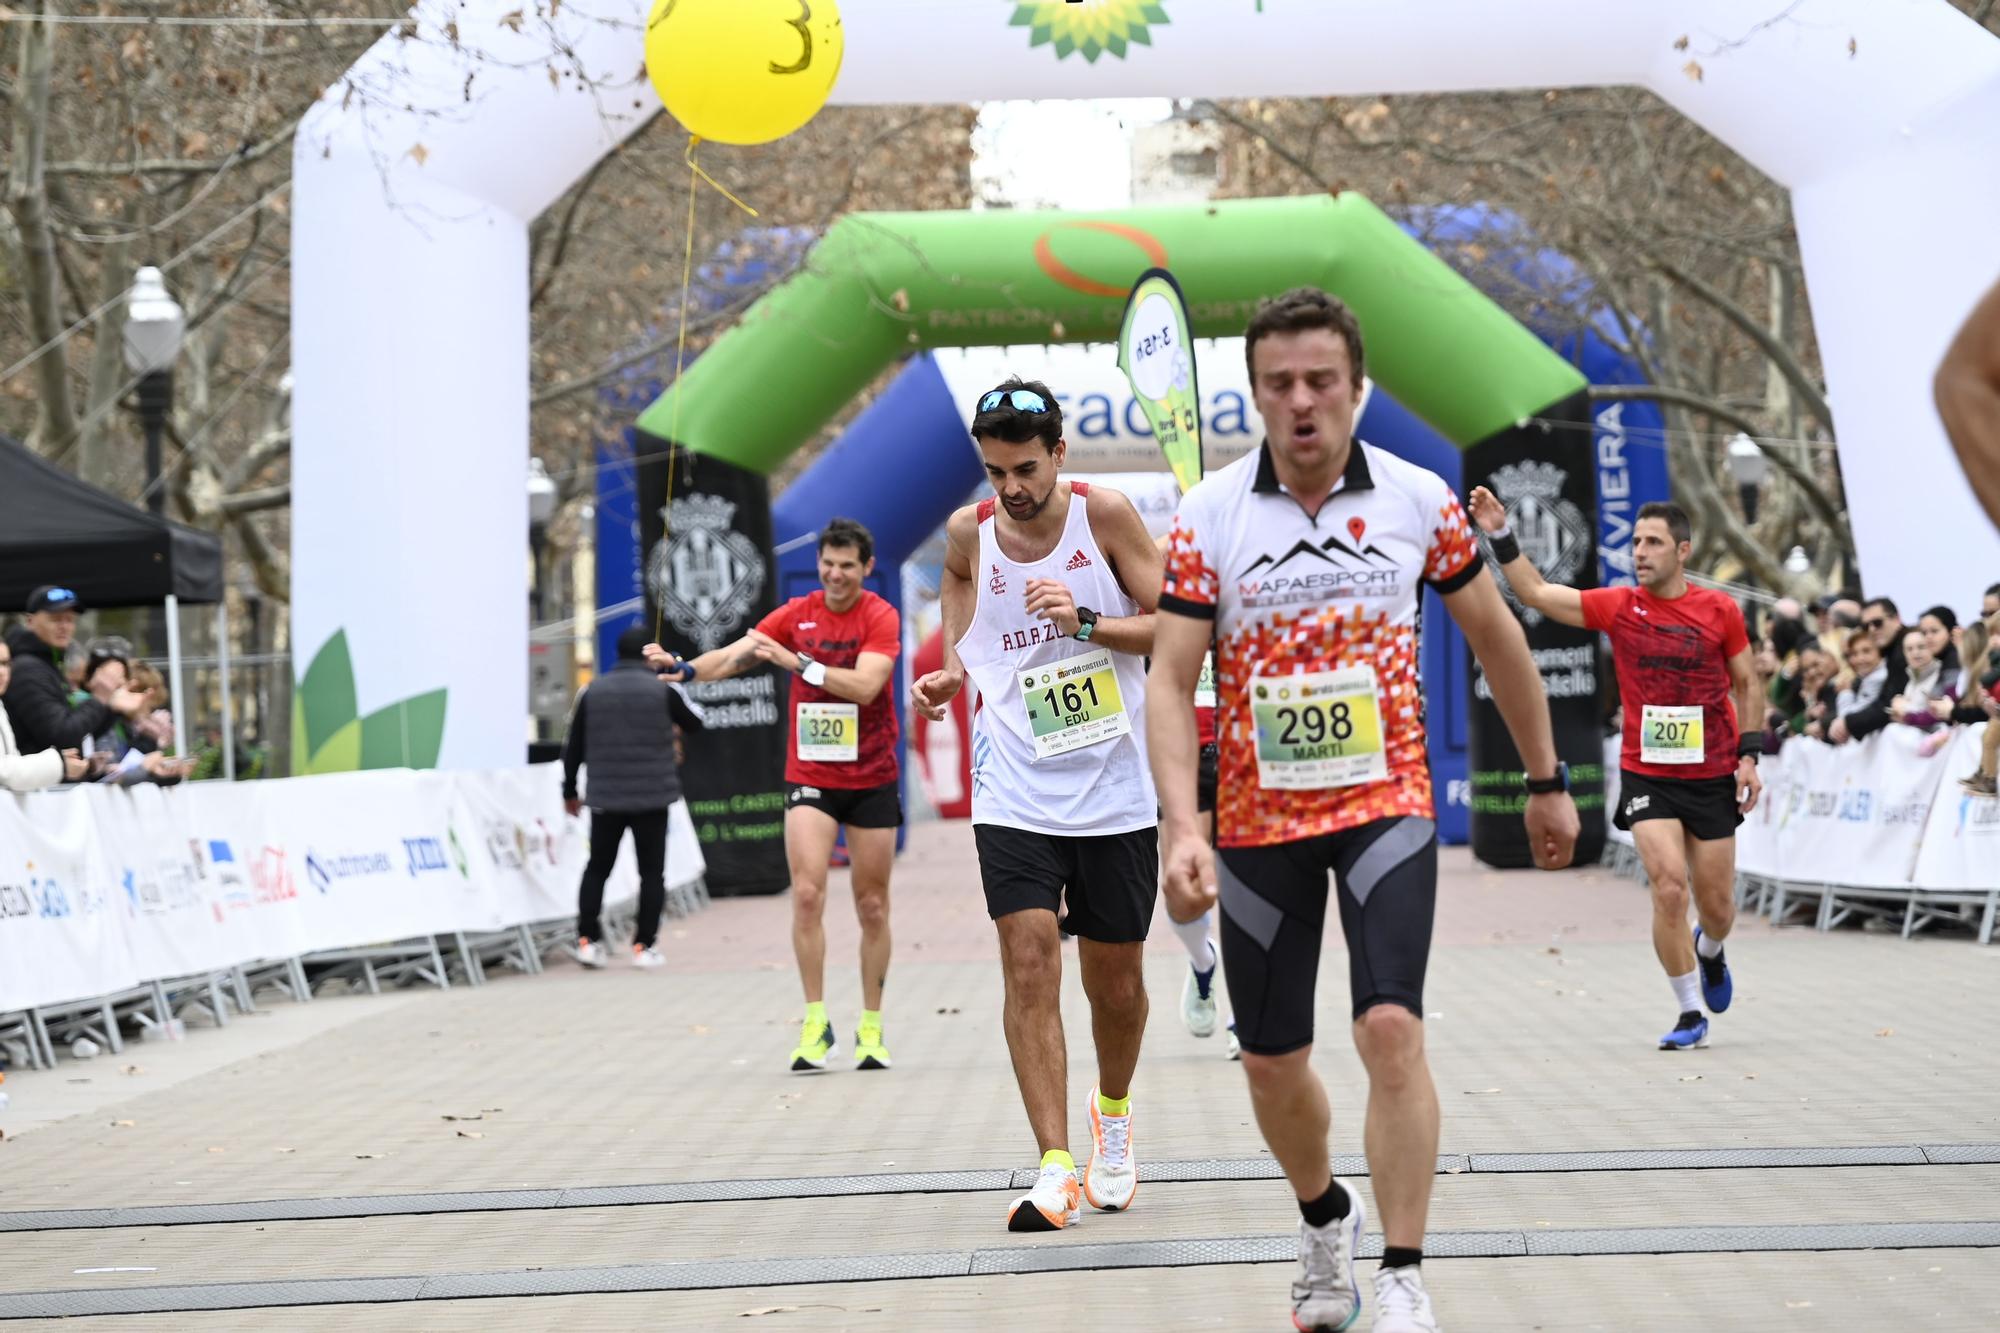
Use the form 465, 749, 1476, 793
561, 626, 706, 969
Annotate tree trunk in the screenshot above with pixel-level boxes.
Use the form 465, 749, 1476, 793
2, 3, 83, 455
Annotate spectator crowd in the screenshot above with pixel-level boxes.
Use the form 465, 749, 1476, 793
1751, 582, 2000, 798
0, 585, 193, 794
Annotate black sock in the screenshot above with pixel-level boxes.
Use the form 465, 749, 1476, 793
1380, 1246, 1423, 1271
1299, 1178, 1349, 1228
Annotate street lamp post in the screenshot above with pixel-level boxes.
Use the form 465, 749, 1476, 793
1726, 433, 1770, 525
527, 457, 558, 623
123, 267, 185, 518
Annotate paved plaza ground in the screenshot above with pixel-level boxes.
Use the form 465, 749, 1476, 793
2, 821, 1997, 1329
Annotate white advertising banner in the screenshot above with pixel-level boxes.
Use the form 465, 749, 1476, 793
1736, 728, 1953, 887
1, 768, 709, 1014
1910, 724, 2000, 890
0, 792, 135, 1011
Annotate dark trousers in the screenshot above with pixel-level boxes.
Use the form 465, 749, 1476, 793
577, 807, 670, 948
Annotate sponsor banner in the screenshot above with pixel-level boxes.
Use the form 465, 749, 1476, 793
0, 791, 134, 1011
1465, 393, 1608, 868
1117, 268, 1205, 494
638, 434, 790, 896
1907, 724, 1996, 890
1728, 727, 1957, 887
1, 768, 708, 1013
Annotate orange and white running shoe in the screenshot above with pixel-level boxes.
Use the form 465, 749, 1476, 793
1005, 1164, 1082, 1232
1083, 1088, 1138, 1211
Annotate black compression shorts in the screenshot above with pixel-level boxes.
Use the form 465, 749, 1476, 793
1216, 816, 1437, 1057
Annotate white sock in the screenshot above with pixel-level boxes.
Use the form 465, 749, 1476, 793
1171, 913, 1217, 972
1670, 971, 1702, 1015
1696, 931, 1726, 960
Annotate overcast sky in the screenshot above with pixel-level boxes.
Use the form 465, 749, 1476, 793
970, 98, 1173, 210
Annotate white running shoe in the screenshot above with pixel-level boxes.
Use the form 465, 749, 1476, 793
631, 945, 665, 969
574, 938, 607, 969
1083, 1089, 1138, 1212
1181, 943, 1220, 1038
1371, 1264, 1441, 1332
1226, 1021, 1241, 1061
1005, 1163, 1081, 1232
1292, 1181, 1365, 1332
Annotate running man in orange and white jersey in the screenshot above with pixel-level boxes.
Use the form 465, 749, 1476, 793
1147, 289, 1581, 1333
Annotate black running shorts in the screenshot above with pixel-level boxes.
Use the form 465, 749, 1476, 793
974, 824, 1159, 944
786, 780, 903, 830
1612, 770, 1742, 842
1217, 816, 1437, 1057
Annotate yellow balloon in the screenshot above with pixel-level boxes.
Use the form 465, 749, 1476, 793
645, 0, 845, 146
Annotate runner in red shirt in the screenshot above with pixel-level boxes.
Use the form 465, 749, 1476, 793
1468, 490, 1763, 1052
649, 518, 902, 1073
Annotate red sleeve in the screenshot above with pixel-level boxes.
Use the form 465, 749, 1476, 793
1161, 514, 1218, 616
754, 602, 795, 648
1579, 586, 1627, 632
861, 598, 901, 659
1423, 491, 1481, 589
1719, 595, 1750, 658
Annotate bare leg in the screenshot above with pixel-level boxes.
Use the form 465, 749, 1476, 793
1633, 819, 1695, 977
1354, 1005, 1438, 1249
845, 825, 897, 1011
783, 805, 839, 1003
1240, 1047, 1334, 1202
1686, 834, 1738, 944
996, 909, 1068, 1156
1076, 938, 1148, 1100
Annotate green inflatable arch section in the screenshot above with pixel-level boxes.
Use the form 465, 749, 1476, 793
636, 193, 1586, 469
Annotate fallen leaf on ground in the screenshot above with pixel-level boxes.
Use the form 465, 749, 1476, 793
111, 1120, 136, 1128
456, 1131, 484, 1140
276, 1148, 295, 1154
1678, 1075, 1703, 1083
1785, 1300, 1813, 1309
441, 1115, 482, 1122
1744, 1074, 1758, 1080
1874, 1028, 1894, 1038
355, 1154, 383, 1160
122, 1066, 144, 1076
739, 1309, 800, 1319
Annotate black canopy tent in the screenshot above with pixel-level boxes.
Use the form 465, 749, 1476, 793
0, 433, 233, 772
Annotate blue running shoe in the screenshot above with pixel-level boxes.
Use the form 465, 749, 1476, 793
1693, 928, 1734, 1013
1659, 1011, 1709, 1051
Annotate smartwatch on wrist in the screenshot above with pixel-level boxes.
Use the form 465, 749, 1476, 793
1523, 761, 1570, 795
1074, 606, 1099, 642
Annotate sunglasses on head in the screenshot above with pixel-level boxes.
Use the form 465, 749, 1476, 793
978, 388, 1050, 414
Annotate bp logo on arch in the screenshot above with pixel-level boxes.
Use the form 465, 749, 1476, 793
1010, 1, 1170, 63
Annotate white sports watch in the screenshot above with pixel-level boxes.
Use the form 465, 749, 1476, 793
797, 652, 829, 688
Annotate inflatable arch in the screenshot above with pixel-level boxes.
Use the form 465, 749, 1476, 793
293, 0, 2000, 768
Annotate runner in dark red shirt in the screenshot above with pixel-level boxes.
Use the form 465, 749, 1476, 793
651, 518, 902, 1074
1468, 491, 1763, 1052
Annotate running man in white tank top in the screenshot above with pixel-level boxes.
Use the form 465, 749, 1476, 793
913, 377, 1163, 1235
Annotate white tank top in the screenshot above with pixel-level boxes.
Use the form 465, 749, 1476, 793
958, 483, 1156, 836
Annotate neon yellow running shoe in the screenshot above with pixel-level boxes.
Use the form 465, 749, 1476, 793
790, 1014, 835, 1073
854, 1017, 892, 1071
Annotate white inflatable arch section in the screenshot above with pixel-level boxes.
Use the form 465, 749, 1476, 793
294, 0, 2000, 768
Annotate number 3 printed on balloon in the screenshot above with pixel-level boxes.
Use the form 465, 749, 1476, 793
770, 0, 813, 74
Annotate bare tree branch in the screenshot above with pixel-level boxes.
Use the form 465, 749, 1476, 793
222, 483, 289, 515
3, 2, 83, 452
1648, 254, 1833, 431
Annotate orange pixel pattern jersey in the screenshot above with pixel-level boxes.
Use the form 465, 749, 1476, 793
1160, 441, 1483, 849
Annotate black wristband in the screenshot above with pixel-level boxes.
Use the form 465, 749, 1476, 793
1737, 733, 1763, 759
1488, 531, 1522, 564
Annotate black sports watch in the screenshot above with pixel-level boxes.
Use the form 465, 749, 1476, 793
1523, 762, 1570, 796
1074, 606, 1100, 642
